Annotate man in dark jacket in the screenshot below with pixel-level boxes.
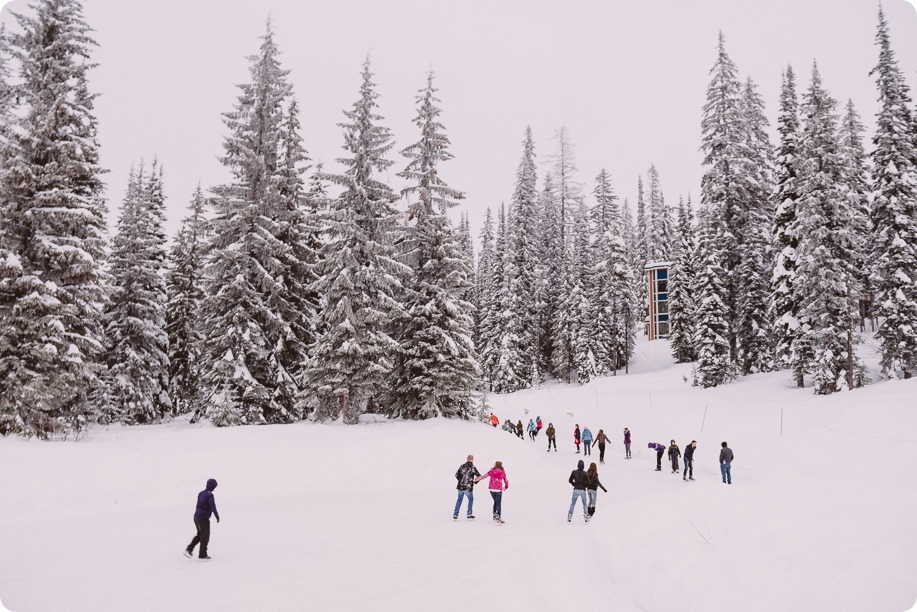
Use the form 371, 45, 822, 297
720, 442, 735, 484
567, 460, 589, 522
546, 423, 557, 452
648, 442, 666, 471
453, 455, 481, 519
719, 442, 734, 484
683, 440, 697, 481
184, 478, 220, 560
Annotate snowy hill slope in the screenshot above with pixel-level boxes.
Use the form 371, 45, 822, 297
1, 338, 916, 612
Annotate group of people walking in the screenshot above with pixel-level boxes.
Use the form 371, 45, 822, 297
646, 439, 734, 484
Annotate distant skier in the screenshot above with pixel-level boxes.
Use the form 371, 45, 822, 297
546, 422, 557, 452
567, 459, 589, 523
582, 427, 593, 456
683, 440, 697, 481
668, 440, 681, 473
516, 420, 524, 440
490, 413, 499, 428
593, 429, 611, 463
476, 461, 509, 523
648, 442, 666, 471
453, 455, 481, 520
527, 419, 537, 441
623, 427, 632, 459
585, 462, 608, 518
535, 416, 543, 438
574, 425, 582, 454
184, 478, 220, 561
719, 441, 734, 484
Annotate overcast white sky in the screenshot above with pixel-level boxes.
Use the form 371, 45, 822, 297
2, 0, 917, 243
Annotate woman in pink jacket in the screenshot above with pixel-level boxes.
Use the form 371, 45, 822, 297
476, 461, 509, 523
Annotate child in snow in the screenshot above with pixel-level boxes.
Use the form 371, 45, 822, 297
668, 440, 681, 473
574, 425, 582, 453
476, 461, 509, 523
648, 442, 666, 471
582, 426, 593, 456
586, 462, 608, 518
623, 427, 632, 459
184, 478, 220, 561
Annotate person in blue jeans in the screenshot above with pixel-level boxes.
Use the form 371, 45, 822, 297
184, 478, 220, 560
567, 460, 589, 522
581, 427, 593, 456
453, 455, 481, 519
719, 441, 734, 484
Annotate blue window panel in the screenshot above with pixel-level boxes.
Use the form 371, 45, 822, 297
657, 269, 668, 279
657, 293, 667, 301
658, 314, 669, 322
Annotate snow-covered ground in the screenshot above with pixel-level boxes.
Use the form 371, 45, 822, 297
1, 337, 916, 612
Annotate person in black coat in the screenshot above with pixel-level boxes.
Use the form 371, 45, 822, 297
585, 462, 608, 518
683, 440, 697, 481
720, 442, 734, 484
567, 460, 589, 522
184, 478, 220, 560
453, 455, 481, 519
667, 440, 681, 473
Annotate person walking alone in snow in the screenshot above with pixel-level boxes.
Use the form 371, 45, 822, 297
536, 416, 543, 438
184, 478, 220, 561
516, 420, 524, 440
623, 427, 632, 459
719, 442, 734, 484
574, 425, 582, 454
476, 461, 509, 523
593, 429, 611, 463
527, 419, 537, 441
453, 455, 481, 519
683, 440, 697, 481
668, 440, 681, 474
490, 413, 499, 427
648, 442, 666, 471
582, 426, 593, 456
568, 459, 589, 522
546, 422, 557, 452
585, 462, 608, 518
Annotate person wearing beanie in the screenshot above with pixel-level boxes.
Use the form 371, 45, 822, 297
567, 459, 589, 523
184, 478, 220, 561
648, 442, 666, 471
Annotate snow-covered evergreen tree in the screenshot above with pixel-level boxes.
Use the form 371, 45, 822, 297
200, 23, 306, 425
475, 207, 495, 373
104, 162, 171, 423
869, 8, 917, 379
794, 64, 863, 394
485, 203, 523, 391
0, 0, 109, 437
633, 177, 648, 321
298, 58, 405, 423
771, 65, 804, 381
646, 165, 674, 262
507, 126, 540, 387
165, 185, 209, 418
669, 197, 698, 363
692, 221, 734, 388
387, 71, 478, 419
736, 77, 775, 374
568, 199, 598, 383
535, 173, 562, 377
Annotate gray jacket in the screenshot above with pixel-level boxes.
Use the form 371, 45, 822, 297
719, 447, 734, 464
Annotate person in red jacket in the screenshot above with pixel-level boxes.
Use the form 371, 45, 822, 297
489, 413, 499, 427
574, 424, 582, 454
476, 461, 509, 523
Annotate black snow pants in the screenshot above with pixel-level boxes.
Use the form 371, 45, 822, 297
188, 517, 211, 558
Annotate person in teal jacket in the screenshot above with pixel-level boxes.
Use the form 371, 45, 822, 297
581, 427, 593, 456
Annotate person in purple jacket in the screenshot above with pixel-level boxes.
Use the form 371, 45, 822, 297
648, 442, 666, 471
623, 427, 632, 459
184, 478, 220, 561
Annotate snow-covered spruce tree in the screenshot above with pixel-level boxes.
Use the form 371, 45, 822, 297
386, 71, 478, 419
736, 77, 775, 375
646, 165, 674, 262
165, 185, 209, 418
794, 64, 864, 394
567, 199, 598, 383
692, 220, 734, 388
700, 32, 747, 362
619, 197, 639, 371
200, 23, 306, 426
590, 169, 632, 374
633, 176, 649, 321
298, 58, 405, 423
457, 212, 475, 304
489, 202, 526, 391
507, 126, 540, 387
475, 207, 495, 378
669, 196, 698, 363
105, 162, 171, 423
869, 7, 917, 379
0, 0, 109, 438
838, 99, 872, 335
535, 173, 562, 376
771, 65, 804, 381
